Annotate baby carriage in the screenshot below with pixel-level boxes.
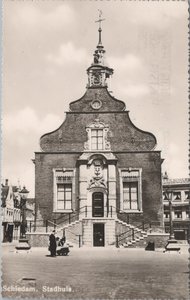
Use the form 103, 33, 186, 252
56, 237, 70, 256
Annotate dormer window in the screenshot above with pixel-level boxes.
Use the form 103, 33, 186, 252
84, 119, 111, 152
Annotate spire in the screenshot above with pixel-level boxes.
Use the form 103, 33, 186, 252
86, 11, 113, 88
95, 10, 105, 47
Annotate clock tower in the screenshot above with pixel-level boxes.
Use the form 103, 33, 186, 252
33, 11, 165, 249
87, 12, 113, 88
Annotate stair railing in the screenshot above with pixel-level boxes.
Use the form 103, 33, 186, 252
116, 228, 133, 247
29, 206, 88, 233
116, 225, 150, 247
111, 205, 160, 230
55, 205, 87, 223
65, 228, 82, 248
46, 205, 88, 232
26, 219, 48, 233
113, 205, 162, 247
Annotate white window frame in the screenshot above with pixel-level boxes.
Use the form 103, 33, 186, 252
185, 191, 190, 201
53, 168, 75, 213
174, 207, 182, 219
84, 119, 111, 152
119, 168, 142, 212
173, 191, 181, 201
91, 128, 104, 150
164, 207, 170, 219
186, 207, 189, 219
57, 183, 72, 211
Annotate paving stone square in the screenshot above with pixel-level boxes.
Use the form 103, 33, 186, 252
2, 244, 189, 299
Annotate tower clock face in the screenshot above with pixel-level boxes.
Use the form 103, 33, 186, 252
91, 100, 102, 110
92, 72, 101, 85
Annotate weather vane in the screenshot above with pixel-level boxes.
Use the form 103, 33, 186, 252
95, 10, 105, 29
95, 10, 105, 45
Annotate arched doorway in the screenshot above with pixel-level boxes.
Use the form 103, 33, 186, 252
92, 192, 104, 217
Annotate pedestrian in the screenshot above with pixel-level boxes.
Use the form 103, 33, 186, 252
49, 230, 57, 257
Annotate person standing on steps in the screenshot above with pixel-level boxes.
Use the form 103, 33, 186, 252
49, 230, 57, 257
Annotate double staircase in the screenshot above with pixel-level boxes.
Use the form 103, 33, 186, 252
115, 219, 149, 248
44, 206, 153, 248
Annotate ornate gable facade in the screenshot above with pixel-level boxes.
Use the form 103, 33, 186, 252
34, 17, 164, 247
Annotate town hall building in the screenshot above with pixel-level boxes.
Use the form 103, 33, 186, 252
33, 19, 165, 248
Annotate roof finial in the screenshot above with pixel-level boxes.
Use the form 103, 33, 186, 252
95, 10, 105, 46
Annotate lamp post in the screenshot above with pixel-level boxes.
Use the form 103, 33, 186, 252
20, 186, 29, 238
168, 192, 175, 240
164, 189, 180, 253
15, 186, 31, 251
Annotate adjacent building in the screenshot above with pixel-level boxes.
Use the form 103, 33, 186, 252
33, 21, 165, 248
162, 173, 190, 241
1, 180, 33, 242
1, 180, 21, 242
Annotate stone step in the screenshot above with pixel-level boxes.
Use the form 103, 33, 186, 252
143, 234, 148, 238
123, 242, 132, 247
64, 220, 80, 229
57, 220, 80, 232
141, 231, 147, 235
135, 229, 141, 233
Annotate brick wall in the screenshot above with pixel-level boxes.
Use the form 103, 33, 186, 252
127, 233, 169, 249
146, 233, 169, 248
40, 112, 156, 152
35, 87, 163, 233
116, 152, 164, 229
35, 153, 80, 222
35, 151, 163, 231
26, 233, 49, 247
69, 87, 125, 112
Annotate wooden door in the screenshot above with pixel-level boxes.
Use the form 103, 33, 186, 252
93, 223, 105, 247
92, 192, 104, 217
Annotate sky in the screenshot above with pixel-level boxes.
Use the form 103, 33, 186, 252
2, 0, 189, 197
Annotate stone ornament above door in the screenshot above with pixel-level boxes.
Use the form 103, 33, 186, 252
87, 158, 107, 190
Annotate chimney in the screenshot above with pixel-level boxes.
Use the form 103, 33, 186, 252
5, 179, 8, 186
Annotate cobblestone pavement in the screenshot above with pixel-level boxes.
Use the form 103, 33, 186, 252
1, 244, 189, 299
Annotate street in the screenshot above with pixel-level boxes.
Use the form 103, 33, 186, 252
2, 244, 189, 299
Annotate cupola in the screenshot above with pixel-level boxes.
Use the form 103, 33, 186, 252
87, 11, 113, 88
